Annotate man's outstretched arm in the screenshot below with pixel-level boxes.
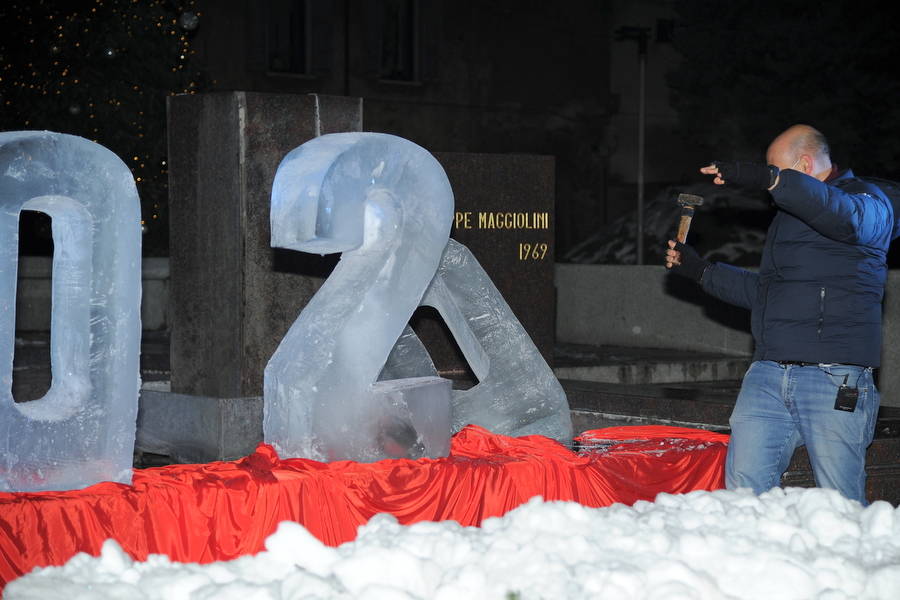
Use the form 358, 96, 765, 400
665, 240, 758, 310
770, 171, 893, 248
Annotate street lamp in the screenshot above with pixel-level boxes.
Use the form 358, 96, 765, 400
614, 25, 651, 265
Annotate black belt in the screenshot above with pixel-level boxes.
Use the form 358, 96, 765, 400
777, 360, 818, 367
777, 360, 868, 368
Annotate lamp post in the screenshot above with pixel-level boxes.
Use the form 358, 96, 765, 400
614, 25, 651, 265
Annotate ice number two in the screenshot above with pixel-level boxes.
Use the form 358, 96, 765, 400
264, 133, 573, 460
263, 133, 456, 461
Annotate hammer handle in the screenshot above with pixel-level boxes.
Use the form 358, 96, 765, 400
676, 212, 693, 243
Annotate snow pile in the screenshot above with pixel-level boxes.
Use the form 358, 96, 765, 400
7, 487, 900, 600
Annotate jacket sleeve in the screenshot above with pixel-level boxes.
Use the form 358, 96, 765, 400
770, 170, 894, 248
700, 262, 758, 310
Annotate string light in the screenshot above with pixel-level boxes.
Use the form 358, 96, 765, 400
0, 0, 205, 255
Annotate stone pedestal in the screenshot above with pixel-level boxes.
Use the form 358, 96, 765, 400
137, 389, 263, 463
167, 92, 362, 398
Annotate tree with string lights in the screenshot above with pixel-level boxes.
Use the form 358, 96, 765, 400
0, 0, 205, 256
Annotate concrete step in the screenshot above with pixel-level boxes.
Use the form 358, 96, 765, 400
562, 378, 738, 433
554, 343, 751, 385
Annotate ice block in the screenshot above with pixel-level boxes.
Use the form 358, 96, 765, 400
0, 131, 142, 492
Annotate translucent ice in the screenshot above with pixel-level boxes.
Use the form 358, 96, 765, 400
264, 133, 455, 461
371, 376, 452, 459
394, 239, 573, 443
0, 131, 142, 492
264, 132, 571, 461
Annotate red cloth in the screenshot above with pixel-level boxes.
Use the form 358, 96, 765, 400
0, 425, 728, 590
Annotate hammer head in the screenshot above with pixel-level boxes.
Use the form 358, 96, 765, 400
676, 193, 704, 209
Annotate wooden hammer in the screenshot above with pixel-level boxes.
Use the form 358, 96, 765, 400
675, 193, 704, 243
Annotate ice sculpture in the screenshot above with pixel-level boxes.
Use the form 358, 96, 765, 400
265, 132, 571, 462
265, 133, 455, 461
0, 131, 142, 492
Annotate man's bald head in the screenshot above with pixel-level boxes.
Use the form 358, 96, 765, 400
766, 124, 833, 181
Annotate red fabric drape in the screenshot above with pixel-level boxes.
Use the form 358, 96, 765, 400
0, 425, 728, 591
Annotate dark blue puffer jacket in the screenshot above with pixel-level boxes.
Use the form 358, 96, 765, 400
702, 168, 894, 367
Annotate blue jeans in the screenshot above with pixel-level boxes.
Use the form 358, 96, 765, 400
726, 360, 880, 504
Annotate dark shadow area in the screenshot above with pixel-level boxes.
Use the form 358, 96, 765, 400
272, 247, 339, 278
133, 450, 175, 469
887, 244, 900, 268
17, 210, 54, 256
13, 211, 53, 403
408, 305, 478, 384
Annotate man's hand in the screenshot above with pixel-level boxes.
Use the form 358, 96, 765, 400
700, 161, 779, 190
665, 240, 711, 282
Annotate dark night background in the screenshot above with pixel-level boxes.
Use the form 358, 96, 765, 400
3, 0, 900, 263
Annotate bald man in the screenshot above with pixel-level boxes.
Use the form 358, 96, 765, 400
665, 124, 893, 504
